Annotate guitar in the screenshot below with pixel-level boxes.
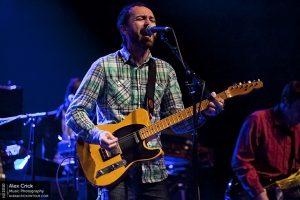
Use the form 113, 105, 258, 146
77, 80, 263, 187
224, 169, 300, 200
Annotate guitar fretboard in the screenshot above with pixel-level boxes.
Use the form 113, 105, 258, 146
138, 91, 229, 140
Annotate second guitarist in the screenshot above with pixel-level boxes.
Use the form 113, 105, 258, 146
231, 81, 300, 200
65, 2, 224, 200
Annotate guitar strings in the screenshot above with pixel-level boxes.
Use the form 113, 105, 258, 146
117, 131, 137, 143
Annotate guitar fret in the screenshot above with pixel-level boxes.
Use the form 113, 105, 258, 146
156, 123, 162, 132
151, 126, 156, 134
157, 122, 162, 131
184, 110, 189, 118
147, 130, 151, 137
166, 118, 171, 127
171, 115, 176, 124
148, 128, 153, 136
152, 125, 157, 135
160, 120, 166, 130
169, 117, 174, 125
140, 130, 146, 139
140, 132, 144, 139
185, 108, 192, 117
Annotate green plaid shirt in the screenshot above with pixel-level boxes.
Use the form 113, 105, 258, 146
66, 47, 198, 183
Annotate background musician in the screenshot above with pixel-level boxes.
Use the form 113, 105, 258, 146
231, 81, 300, 200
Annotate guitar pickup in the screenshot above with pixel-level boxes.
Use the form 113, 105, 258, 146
100, 144, 122, 161
96, 159, 127, 178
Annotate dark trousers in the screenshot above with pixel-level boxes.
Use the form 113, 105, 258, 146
100, 167, 169, 200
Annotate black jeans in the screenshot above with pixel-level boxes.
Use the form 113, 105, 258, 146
100, 166, 169, 200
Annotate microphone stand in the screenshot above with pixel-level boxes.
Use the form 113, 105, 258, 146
22, 112, 48, 182
73, 135, 79, 199
159, 30, 209, 200
1, 111, 56, 181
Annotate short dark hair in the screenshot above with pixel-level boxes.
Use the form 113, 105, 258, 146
117, 2, 149, 46
117, 2, 148, 30
281, 81, 300, 103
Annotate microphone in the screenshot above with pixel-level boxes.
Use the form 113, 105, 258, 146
145, 26, 172, 35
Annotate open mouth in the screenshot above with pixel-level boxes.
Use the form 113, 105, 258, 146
140, 29, 151, 36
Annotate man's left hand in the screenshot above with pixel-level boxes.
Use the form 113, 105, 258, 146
202, 92, 224, 117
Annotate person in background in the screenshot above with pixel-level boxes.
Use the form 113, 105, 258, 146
52, 77, 82, 164
66, 2, 224, 200
231, 81, 300, 200
37, 77, 81, 163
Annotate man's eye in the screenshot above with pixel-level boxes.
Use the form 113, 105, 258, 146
135, 17, 145, 21
149, 17, 156, 23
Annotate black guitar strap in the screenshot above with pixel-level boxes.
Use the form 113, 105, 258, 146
145, 58, 156, 119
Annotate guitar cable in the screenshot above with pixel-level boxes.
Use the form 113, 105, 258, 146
55, 156, 75, 200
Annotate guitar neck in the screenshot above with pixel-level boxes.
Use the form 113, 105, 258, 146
138, 91, 229, 140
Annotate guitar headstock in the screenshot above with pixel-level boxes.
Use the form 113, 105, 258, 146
226, 79, 263, 98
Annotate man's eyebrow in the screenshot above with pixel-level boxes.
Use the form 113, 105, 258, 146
134, 15, 155, 19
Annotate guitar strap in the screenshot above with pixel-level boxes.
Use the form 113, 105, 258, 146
145, 58, 156, 119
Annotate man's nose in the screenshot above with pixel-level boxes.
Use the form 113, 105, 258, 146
144, 18, 155, 26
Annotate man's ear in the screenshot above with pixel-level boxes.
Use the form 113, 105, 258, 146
120, 25, 127, 35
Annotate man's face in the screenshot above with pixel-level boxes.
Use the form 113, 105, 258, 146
123, 6, 157, 48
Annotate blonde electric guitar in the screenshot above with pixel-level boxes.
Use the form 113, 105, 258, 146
77, 80, 263, 187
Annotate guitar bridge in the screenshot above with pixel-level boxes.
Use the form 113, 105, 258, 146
96, 159, 127, 178
100, 144, 122, 161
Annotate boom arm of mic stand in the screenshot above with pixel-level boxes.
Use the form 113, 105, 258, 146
159, 30, 208, 200
159, 32, 211, 115
159, 32, 207, 92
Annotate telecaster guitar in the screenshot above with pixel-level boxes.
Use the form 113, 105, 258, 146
77, 80, 263, 187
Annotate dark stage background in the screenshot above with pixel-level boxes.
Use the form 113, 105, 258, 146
1, 0, 300, 199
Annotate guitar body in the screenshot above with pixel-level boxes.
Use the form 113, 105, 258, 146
76, 108, 163, 187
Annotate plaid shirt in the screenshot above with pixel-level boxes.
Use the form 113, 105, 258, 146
66, 47, 198, 183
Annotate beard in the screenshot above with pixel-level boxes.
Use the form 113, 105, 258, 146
127, 29, 156, 49
141, 35, 155, 48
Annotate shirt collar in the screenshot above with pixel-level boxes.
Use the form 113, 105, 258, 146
119, 46, 154, 66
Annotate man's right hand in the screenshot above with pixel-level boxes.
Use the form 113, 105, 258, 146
99, 131, 118, 150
